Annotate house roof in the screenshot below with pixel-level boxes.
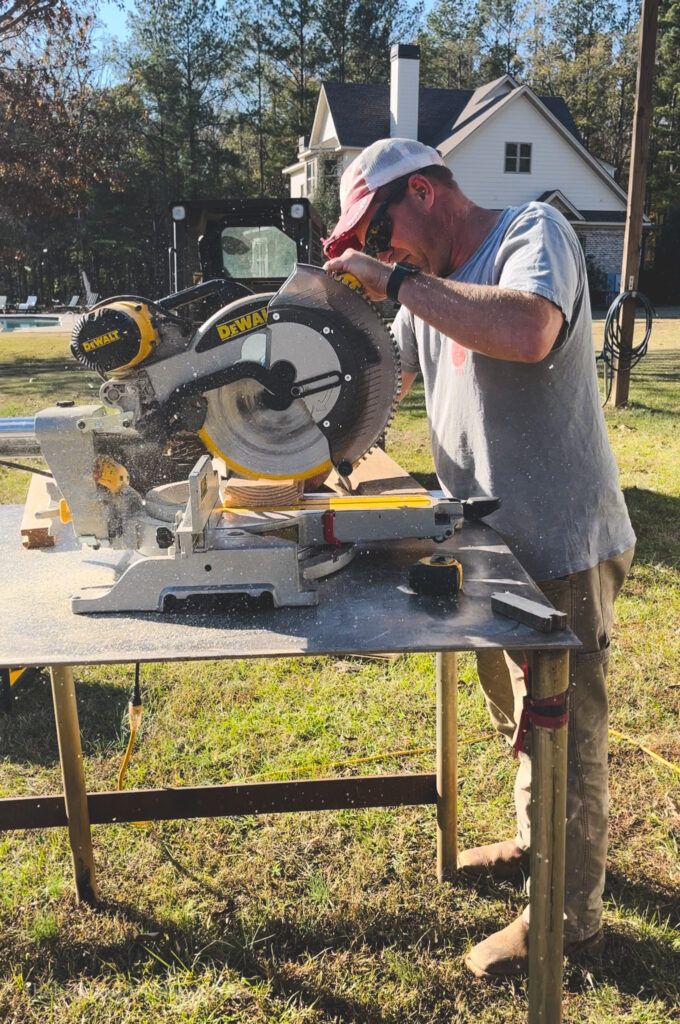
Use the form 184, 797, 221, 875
536, 191, 635, 224
578, 211, 629, 223
320, 80, 583, 152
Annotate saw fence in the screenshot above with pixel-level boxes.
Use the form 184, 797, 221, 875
0, 507, 579, 1023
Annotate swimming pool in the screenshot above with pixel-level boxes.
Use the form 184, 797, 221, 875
0, 316, 61, 331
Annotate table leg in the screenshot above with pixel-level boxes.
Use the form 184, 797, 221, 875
528, 649, 569, 1024
436, 651, 458, 882
50, 665, 98, 904
1, 667, 11, 714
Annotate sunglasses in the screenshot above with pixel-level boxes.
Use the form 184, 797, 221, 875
363, 186, 408, 257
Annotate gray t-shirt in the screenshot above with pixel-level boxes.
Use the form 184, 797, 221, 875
393, 201, 635, 580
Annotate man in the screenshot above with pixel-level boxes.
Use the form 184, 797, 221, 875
323, 137, 635, 980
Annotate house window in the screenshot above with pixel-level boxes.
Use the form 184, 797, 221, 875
306, 159, 318, 196
505, 143, 532, 173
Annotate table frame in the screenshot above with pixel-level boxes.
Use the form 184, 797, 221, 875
1, 512, 573, 1024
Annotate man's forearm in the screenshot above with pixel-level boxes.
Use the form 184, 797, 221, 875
324, 251, 563, 364
397, 274, 561, 363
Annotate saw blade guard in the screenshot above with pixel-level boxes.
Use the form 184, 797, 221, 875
266, 263, 401, 474
198, 264, 401, 481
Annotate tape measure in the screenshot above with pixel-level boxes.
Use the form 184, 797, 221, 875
408, 554, 463, 597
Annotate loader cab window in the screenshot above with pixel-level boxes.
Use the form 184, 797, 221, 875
220, 226, 297, 279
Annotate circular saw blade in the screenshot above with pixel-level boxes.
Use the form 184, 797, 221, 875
199, 265, 400, 480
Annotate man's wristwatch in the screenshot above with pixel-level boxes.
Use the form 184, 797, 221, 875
386, 261, 421, 302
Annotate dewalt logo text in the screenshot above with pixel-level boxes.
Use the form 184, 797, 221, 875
216, 307, 268, 341
83, 330, 120, 352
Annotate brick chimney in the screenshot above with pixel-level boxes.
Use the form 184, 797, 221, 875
390, 44, 420, 140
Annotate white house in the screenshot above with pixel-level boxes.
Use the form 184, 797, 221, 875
283, 44, 633, 289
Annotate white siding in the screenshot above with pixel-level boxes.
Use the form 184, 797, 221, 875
314, 105, 338, 148
288, 167, 306, 198
309, 90, 338, 149
446, 94, 626, 211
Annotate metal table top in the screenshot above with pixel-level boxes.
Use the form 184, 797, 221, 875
0, 506, 579, 667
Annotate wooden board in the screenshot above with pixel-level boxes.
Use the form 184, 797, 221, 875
20, 473, 55, 548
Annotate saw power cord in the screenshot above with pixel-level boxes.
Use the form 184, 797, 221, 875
598, 290, 654, 404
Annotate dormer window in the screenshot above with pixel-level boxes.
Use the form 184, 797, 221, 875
505, 143, 532, 173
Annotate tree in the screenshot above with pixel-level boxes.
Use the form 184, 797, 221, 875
649, 0, 680, 210
419, 0, 480, 89
265, 0, 322, 136
311, 152, 340, 228
125, 0, 235, 200
473, 0, 527, 80
0, 0, 71, 41
0, 4, 120, 221
227, 1, 286, 195
317, 0, 423, 84
536, 0, 617, 150
0, 6, 145, 301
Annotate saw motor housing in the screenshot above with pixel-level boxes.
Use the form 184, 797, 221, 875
71, 302, 161, 375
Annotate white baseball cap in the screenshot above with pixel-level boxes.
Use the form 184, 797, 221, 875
323, 138, 445, 258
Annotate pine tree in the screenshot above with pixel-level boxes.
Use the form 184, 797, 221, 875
419, 0, 480, 89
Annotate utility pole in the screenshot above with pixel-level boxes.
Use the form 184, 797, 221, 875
613, 0, 659, 406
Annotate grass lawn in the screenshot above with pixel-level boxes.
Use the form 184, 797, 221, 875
0, 324, 678, 1023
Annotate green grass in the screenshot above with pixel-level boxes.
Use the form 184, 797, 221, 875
0, 328, 679, 1023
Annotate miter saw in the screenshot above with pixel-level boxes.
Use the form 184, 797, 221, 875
26, 265, 474, 614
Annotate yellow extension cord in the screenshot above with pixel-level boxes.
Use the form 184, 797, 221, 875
117, 724, 680, 809
118, 701, 149, 827
609, 727, 680, 777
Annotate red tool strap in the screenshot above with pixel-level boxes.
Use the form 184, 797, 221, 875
513, 654, 570, 758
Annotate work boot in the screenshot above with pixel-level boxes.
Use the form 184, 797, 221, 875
457, 839, 529, 880
464, 915, 605, 980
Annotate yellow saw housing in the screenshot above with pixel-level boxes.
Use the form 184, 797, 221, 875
71, 301, 160, 376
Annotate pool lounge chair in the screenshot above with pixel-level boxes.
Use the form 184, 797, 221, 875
54, 294, 81, 312
84, 292, 100, 308
17, 295, 38, 311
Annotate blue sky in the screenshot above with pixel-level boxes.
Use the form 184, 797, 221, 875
97, 0, 133, 39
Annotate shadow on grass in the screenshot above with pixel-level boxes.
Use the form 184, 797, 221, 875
561, 870, 680, 1001
3, 879, 678, 1022
606, 870, 680, 929
624, 487, 680, 569
0, 890, 489, 1024
1, 670, 131, 766
566, 932, 680, 1004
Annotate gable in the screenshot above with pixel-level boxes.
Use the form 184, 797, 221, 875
537, 190, 585, 221
443, 92, 627, 212
309, 88, 340, 149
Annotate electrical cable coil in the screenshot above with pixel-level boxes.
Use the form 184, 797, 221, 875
598, 290, 655, 404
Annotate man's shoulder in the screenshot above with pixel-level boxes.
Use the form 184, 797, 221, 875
502, 200, 575, 236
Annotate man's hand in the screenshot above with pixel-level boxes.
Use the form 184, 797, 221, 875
324, 250, 391, 301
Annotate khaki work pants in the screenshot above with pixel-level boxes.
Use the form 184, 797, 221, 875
476, 547, 634, 942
